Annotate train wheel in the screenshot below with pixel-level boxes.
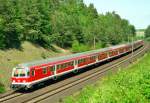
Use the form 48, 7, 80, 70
73, 69, 78, 73
53, 76, 57, 80
24, 87, 29, 91
25, 85, 32, 90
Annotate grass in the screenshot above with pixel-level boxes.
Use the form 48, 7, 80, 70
0, 41, 71, 91
63, 52, 150, 103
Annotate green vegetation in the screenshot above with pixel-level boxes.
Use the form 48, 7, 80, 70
136, 29, 145, 38
137, 29, 145, 32
145, 25, 150, 40
0, 0, 135, 50
64, 53, 150, 103
0, 82, 5, 93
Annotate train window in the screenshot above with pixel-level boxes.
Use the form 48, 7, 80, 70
93, 57, 95, 60
90, 57, 93, 60
63, 64, 66, 68
71, 61, 74, 66
50, 66, 55, 72
31, 70, 34, 76
80, 59, 82, 63
109, 51, 113, 55
57, 65, 60, 70
59, 65, 61, 69
63, 64, 65, 68
92, 57, 94, 60
82, 59, 85, 62
96, 56, 98, 59
78, 60, 80, 64
61, 64, 63, 69
61, 64, 66, 68
75, 60, 78, 65
65, 63, 67, 68
65, 63, 68, 67
13, 68, 26, 77
95, 56, 97, 59
43, 67, 47, 74
14, 70, 19, 77
90, 57, 92, 60
20, 71, 26, 77
68, 62, 71, 66
27, 71, 30, 76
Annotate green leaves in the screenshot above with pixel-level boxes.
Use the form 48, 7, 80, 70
145, 25, 150, 39
0, 0, 135, 50
0, 82, 5, 93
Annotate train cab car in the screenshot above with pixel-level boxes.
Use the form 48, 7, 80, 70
11, 66, 30, 89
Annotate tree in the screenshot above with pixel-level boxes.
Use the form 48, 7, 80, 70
0, 17, 5, 49
0, 0, 136, 50
145, 25, 150, 38
0, 0, 21, 49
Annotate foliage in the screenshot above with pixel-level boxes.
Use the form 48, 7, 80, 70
64, 53, 150, 103
137, 29, 145, 32
72, 40, 90, 52
0, 0, 135, 49
0, 82, 5, 93
145, 25, 150, 38
71, 40, 103, 53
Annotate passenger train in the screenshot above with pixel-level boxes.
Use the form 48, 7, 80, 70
11, 40, 144, 89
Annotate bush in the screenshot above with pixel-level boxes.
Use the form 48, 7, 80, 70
72, 40, 90, 53
0, 82, 5, 93
41, 52, 47, 59
145, 25, 150, 38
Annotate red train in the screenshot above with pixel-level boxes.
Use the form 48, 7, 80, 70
11, 40, 144, 89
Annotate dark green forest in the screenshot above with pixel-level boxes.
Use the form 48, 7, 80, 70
0, 0, 135, 50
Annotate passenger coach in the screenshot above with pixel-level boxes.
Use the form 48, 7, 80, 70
11, 40, 144, 89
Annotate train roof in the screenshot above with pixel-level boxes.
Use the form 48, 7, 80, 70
18, 42, 132, 68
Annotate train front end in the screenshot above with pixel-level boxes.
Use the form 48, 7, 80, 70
11, 66, 31, 90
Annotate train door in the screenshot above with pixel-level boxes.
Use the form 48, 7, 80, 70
30, 69, 35, 81
75, 60, 78, 69
96, 55, 98, 62
50, 65, 55, 75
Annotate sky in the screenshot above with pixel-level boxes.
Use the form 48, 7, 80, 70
83, 0, 150, 29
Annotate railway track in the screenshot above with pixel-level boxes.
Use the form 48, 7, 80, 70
0, 42, 149, 103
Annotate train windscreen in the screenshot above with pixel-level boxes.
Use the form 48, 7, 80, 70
13, 68, 26, 77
